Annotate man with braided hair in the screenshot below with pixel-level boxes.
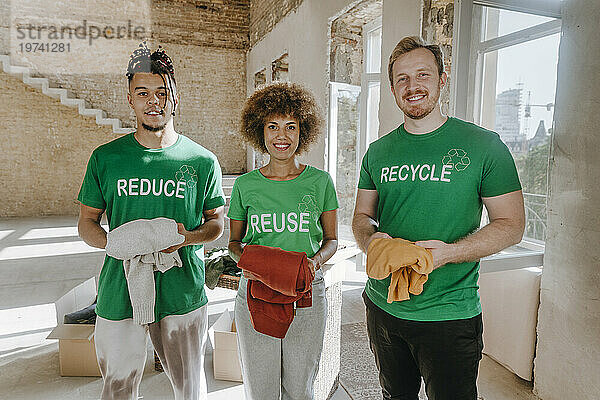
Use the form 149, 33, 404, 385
352, 36, 525, 399
77, 42, 225, 400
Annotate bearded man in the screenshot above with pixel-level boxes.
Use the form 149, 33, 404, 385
352, 36, 525, 400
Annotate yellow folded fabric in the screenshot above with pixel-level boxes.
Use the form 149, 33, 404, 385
366, 238, 434, 303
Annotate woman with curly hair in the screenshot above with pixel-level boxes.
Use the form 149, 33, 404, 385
227, 82, 338, 399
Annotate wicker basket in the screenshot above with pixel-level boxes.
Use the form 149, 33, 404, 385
216, 274, 240, 290
154, 351, 163, 372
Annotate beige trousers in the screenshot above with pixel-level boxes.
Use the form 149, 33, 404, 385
95, 305, 208, 400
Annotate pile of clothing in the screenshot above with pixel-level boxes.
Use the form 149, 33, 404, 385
204, 247, 242, 289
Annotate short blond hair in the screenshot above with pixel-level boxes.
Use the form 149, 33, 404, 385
388, 36, 445, 85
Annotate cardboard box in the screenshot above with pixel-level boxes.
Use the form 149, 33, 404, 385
46, 278, 101, 377
209, 309, 242, 382
47, 324, 100, 377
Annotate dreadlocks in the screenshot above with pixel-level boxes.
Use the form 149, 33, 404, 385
126, 42, 177, 116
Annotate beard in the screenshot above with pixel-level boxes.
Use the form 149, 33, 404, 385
399, 84, 441, 120
141, 110, 171, 132
141, 122, 167, 132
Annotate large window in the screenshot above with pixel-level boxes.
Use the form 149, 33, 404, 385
452, 0, 561, 268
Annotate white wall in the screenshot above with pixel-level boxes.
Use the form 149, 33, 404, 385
377, 0, 422, 137
533, 0, 600, 398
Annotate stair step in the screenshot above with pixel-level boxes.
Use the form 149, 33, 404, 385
7, 65, 29, 74
114, 128, 135, 135
97, 117, 118, 127
61, 98, 85, 107
78, 107, 98, 116
45, 87, 67, 99
23, 77, 48, 89
222, 175, 240, 187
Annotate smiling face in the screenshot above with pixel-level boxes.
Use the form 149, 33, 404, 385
263, 115, 300, 161
127, 72, 177, 132
390, 47, 447, 121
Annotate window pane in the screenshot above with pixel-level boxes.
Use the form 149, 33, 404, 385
482, 6, 557, 40
366, 27, 381, 73
480, 33, 560, 242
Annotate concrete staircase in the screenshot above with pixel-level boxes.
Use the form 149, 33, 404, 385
0, 54, 132, 135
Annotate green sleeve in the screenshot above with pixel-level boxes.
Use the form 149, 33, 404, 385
203, 157, 226, 211
323, 172, 339, 212
77, 152, 106, 210
358, 149, 376, 190
480, 135, 523, 197
226, 180, 246, 221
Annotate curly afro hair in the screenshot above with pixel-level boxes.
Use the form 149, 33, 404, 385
240, 82, 324, 154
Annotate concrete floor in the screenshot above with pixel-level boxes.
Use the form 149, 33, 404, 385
0, 217, 540, 399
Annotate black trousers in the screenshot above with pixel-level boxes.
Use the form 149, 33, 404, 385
363, 292, 483, 400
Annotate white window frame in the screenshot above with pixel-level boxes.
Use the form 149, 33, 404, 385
352, 17, 383, 271
451, 0, 561, 272
451, 0, 561, 121
359, 17, 382, 161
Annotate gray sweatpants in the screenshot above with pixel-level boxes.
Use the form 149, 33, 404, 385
95, 305, 208, 400
234, 270, 327, 400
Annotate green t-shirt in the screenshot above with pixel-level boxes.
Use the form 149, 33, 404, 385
78, 133, 225, 321
227, 166, 339, 257
358, 117, 521, 321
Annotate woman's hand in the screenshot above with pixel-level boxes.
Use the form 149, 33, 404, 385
228, 219, 246, 263
307, 209, 338, 273
307, 257, 318, 274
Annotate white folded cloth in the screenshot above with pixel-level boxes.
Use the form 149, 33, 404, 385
105, 218, 185, 324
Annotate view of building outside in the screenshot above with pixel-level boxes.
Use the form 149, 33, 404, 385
495, 87, 525, 154
481, 8, 560, 242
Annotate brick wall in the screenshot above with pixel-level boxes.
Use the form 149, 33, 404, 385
250, 0, 303, 46
422, 0, 454, 114
0, 72, 116, 217
330, 18, 363, 86
152, 0, 249, 50
330, 0, 382, 85
169, 44, 248, 172
3, 0, 250, 174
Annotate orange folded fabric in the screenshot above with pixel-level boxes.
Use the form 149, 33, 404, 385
237, 244, 314, 338
366, 238, 434, 303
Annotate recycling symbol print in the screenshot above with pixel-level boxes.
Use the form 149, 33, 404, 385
442, 149, 471, 171
298, 195, 320, 222
175, 165, 198, 189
